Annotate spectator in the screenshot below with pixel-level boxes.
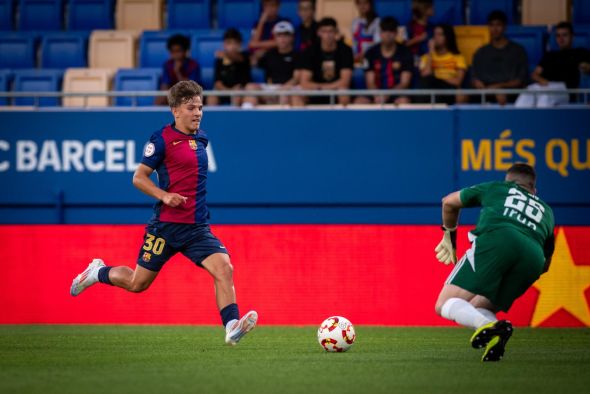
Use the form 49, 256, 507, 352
295, 0, 318, 52
249, 0, 290, 63
357, 16, 413, 105
243, 21, 300, 107
418, 24, 467, 104
351, 0, 380, 64
208, 29, 251, 107
294, 17, 354, 106
155, 34, 201, 105
406, 0, 434, 57
471, 10, 528, 105
516, 22, 590, 107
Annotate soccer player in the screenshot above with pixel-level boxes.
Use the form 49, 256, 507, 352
70, 81, 258, 345
434, 163, 555, 361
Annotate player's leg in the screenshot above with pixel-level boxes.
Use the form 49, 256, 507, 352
102, 264, 159, 293
470, 295, 499, 322
435, 282, 494, 330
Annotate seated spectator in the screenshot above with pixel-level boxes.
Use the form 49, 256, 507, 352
294, 17, 354, 106
405, 0, 434, 58
418, 24, 467, 104
471, 10, 528, 105
243, 22, 300, 107
249, 0, 290, 64
208, 29, 251, 107
516, 21, 590, 107
356, 16, 413, 105
295, 0, 318, 52
155, 34, 201, 105
351, 0, 380, 64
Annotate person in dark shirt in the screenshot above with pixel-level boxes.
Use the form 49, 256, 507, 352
357, 16, 413, 105
405, 0, 434, 57
243, 21, 300, 107
295, 0, 318, 52
248, 0, 290, 64
295, 17, 354, 106
208, 29, 252, 107
471, 10, 528, 105
155, 34, 201, 105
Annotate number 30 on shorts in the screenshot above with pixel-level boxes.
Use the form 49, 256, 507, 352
142, 234, 166, 255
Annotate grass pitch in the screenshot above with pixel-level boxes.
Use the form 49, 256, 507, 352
1, 326, 589, 394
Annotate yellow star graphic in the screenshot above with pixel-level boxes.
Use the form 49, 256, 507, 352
531, 228, 590, 327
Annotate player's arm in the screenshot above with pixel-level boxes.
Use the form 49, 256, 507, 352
435, 191, 464, 265
132, 164, 187, 207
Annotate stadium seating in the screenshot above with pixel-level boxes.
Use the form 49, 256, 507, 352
574, 1, 590, 25
63, 67, 113, 107
469, 0, 515, 25
352, 67, 366, 90
0, 33, 36, 68
113, 68, 160, 106
453, 25, 489, 66
140, 31, 176, 68
68, 0, 114, 30
316, 0, 357, 42
549, 25, 590, 51
0, 0, 14, 30
0, 69, 12, 105
374, 0, 412, 25
279, 0, 300, 24
18, 0, 63, 30
12, 69, 63, 106
217, 0, 261, 29
505, 26, 547, 73
191, 30, 225, 68
199, 66, 213, 89
167, 0, 210, 29
89, 30, 136, 69
41, 32, 89, 69
115, 0, 163, 30
521, 0, 567, 26
251, 67, 265, 83
429, 0, 465, 25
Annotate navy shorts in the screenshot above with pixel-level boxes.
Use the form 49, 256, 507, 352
137, 221, 229, 272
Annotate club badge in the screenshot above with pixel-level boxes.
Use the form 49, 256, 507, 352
189, 140, 198, 150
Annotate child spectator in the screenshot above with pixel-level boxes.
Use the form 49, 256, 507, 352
295, 0, 318, 52
358, 16, 413, 104
351, 0, 380, 64
294, 17, 354, 106
208, 29, 252, 107
249, 0, 290, 63
156, 34, 201, 105
418, 24, 467, 104
406, 0, 434, 57
472, 10, 528, 105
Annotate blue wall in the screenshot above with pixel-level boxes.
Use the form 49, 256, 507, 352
0, 107, 588, 224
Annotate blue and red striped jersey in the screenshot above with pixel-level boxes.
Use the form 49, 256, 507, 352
141, 123, 209, 224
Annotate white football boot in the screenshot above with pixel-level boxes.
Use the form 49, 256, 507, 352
70, 259, 106, 296
225, 310, 258, 345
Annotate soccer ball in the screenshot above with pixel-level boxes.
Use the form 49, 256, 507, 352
317, 316, 356, 352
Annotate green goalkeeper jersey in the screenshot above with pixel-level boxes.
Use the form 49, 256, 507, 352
459, 181, 555, 250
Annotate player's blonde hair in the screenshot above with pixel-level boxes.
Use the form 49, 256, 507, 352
167, 80, 203, 108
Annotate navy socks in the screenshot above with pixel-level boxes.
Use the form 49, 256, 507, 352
97, 266, 113, 285
220, 303, 240, 327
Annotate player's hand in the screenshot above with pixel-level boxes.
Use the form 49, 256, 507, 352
435, 226, 457, 265
162, 192, 187, 207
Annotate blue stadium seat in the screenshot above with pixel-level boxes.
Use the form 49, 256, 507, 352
0, 0, 14, 30
0, 69, 12, 105
352, 67, 366, 89
0, 33, 36, 68
114, 68, 161, 106
505, 26, 546, 73
573, 1, 590, 25
168, 0, 210, 29
19, 0, 63, 30
374, 0, 412, 25
68, 0, 114, 30
218, 0, 261, 29
469, 0, 515, 25
41, 32, 88, 69
12, 69, 63, 106
430, 0, 465, 25
251, 67, 264, 83
200, 66, 213, 90
141, 31, 175, 68
549, 25, 590, 50
279, 0, 299, 25
191, 30, 225, 68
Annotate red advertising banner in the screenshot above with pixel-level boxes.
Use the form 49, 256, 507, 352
1, 225, 588, 327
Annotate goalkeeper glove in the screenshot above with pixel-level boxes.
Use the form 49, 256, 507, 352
435, 226, 457, 265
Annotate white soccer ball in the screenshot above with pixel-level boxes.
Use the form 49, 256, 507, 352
317, 316, 356, 352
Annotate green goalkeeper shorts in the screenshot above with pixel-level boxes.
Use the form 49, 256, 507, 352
446, 227, 546, 312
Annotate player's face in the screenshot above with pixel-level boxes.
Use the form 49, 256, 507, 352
488, 20, 506, 40
174, 96, 203, 133
555, 28, 573, 49
275, 33, 293, 50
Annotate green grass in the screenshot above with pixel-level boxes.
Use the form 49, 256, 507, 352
1, 326, 589, 394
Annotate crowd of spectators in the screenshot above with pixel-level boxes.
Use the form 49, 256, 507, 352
158, 0, 590, 107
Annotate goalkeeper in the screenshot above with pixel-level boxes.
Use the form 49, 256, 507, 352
433, 163, 555, 362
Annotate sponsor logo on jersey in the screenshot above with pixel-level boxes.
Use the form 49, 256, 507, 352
189, 140, 198, 150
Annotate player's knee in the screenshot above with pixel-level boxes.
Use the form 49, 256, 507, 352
434, 301, 445, 316
213, 259, 233, 281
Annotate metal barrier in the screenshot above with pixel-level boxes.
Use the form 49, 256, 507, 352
0, 88, 589, 107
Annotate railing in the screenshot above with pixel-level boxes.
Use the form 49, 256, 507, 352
0, 88, 589, 108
